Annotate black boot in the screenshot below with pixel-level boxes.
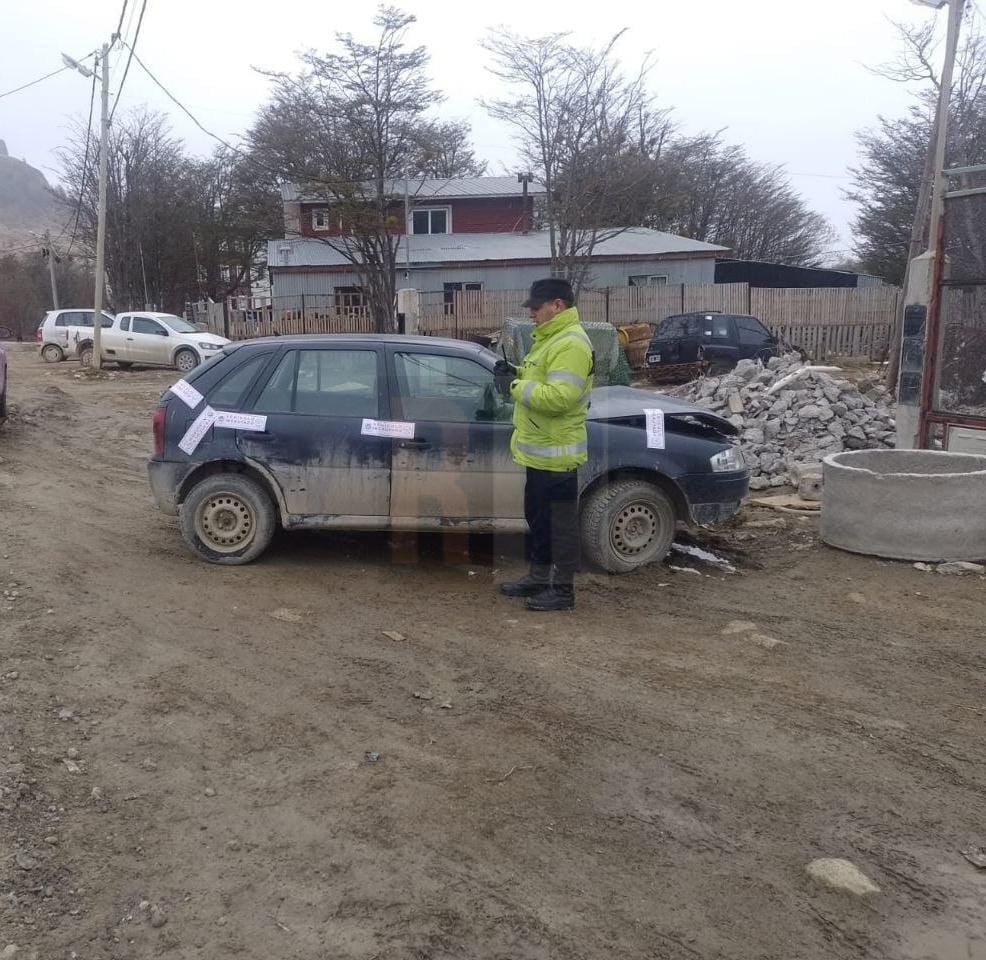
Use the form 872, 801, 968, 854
526, 583, 575, 612
500, 564, 552, 597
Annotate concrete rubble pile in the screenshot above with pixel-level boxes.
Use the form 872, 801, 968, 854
677, 354, 897, 490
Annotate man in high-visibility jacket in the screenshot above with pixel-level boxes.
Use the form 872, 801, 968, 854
496, 278, 594, 611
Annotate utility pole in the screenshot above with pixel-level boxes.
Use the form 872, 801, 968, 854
43, 231, 59, 309
91, 41, 111, 370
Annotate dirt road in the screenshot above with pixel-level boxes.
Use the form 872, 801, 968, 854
1, 342, 985, 959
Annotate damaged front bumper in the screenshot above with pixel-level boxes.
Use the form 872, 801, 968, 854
678, 471, 749, 526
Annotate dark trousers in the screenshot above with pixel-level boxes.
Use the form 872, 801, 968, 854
524, 467, 580, 583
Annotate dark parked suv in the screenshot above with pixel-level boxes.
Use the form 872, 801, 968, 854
646, 312, 780, 373
148, 335, 748, 571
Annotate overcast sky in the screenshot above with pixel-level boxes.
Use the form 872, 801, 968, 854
1, 0, 948, 258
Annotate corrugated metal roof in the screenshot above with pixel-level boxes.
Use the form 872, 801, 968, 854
268, 229, 728, 268
280, 176, 547, 203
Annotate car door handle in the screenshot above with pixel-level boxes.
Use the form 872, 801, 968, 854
241, 431, 275, 442
126, 337, 134, 341
399, 438, 430, 450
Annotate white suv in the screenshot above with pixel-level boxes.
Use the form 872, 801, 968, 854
103, 313, 230, 373
38, 309, 115, 365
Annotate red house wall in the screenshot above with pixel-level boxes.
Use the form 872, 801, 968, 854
298, 195, 533, 238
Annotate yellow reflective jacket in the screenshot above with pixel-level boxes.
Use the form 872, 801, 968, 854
509, 307, 594, 472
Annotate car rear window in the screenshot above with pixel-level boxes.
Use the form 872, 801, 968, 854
208, 353, 271, 409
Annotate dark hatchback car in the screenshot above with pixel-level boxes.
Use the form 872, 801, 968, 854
148, 335, 748, 572
646, 312, 780, 373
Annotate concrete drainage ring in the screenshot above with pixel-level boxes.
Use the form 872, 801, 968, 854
820, 449, 986, 561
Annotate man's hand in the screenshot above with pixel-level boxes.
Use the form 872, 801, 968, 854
493, 359, 517, 397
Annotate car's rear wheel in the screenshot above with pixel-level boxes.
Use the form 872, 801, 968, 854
41, 344, 63, 363
179, 473, 276, 564
174, 348, 199, 373
581, 479, 677, 574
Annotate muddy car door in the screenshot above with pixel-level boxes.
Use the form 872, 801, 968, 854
240, 346, 391, 518
387, 347, 524, 525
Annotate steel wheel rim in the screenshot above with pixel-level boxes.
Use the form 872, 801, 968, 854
42, 346, 61, 362
79, 349, 92, 367
195, 493, 256, 553
176, 352, 197, 372
610, 500, 660, 558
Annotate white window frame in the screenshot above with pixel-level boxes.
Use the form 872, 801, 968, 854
629, 274, 670, 287
311, 208, 331, 232
409, 206, 452, 235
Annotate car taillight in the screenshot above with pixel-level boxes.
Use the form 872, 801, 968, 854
35, 327, 43, 341
152, 407, 166, 455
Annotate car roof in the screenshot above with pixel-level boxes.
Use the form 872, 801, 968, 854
119, 311, 181, 318
664, 312, 758, 321
229, 333, 490, 355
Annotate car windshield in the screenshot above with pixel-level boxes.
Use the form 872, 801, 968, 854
159, 315, 199, 334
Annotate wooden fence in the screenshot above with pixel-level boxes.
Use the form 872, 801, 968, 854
197, 282, 900, 362
418, 284, 898, 361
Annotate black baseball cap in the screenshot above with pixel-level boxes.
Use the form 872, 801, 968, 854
522, 277, 575, 308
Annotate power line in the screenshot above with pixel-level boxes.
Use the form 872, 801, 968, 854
109, 0, 149, 123
113, 0, 130, 40
64, 66, 100, 256
0, 64, 69, 100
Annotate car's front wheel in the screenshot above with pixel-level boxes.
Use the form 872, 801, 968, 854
174, 348, 199, 373
581, 479, 677, 574
179, 473, 276, 564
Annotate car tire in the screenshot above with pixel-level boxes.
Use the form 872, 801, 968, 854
174, 349, 199, 374
41, 344, 64, 363
179, 473, 277, 565
581, 479, 677, 574
0, 387, 6, 420
78, 345, 94, 368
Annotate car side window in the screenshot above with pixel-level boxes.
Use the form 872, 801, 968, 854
208, 354, 271, 409
54, 314, 69, 327
119, 316, 130, 332
702, 317, 731, 338
394, 352, 506, 423
684, 317, 702, 337
736, 317, 770, 344
132, 317, 167, 336
254, 349, 379, 417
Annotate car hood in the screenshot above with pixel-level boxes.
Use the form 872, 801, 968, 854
587, 386, 737, 436
182, 332, 230, 345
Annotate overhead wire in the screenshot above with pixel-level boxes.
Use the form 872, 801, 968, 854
113, 0, 130, 40
63, 65, 100, 255
0, 64, 70, 100
109, 0, 149, 123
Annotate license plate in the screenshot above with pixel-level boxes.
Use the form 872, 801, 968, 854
647, 353, 661, 364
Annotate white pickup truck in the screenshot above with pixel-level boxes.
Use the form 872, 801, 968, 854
102, 312, 230, 373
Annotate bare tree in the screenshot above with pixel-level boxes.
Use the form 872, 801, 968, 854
250, 6, 448, 330
648, 133, 836, 265
482, 30, 670, 293
411, 119, 487, 178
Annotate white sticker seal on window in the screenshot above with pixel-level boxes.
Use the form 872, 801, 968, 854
213, 411, 268, 432
178, 405, 218, 455
361, 418, 415, 440
169, 378, 204, 409
644, 409, 666, 450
